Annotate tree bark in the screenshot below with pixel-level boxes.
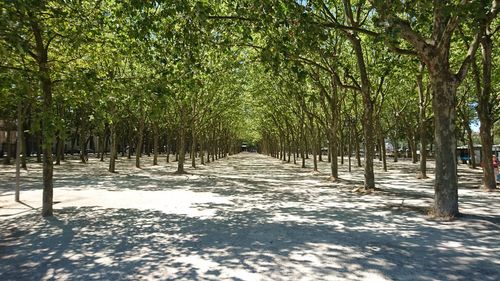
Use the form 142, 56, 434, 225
36, 132, 42, 163
135, 116, 145, 168
109, 124, 117, 173
381, 134, 387, 172
191, 123, 196, 168
79, 130, 87, 163
29, 17, 54, 217
176, 108, 187, 174
20, 120, 27, 170
341, 2, 375, 188
475, 34, 495, 190
55, 135, 62, 165
417, 63, 429, 178
355, 132, 361, 167
430, 70, 459, 218
15, 105, 22, 202
153, 124, 159, 166
465, 124, 476, 168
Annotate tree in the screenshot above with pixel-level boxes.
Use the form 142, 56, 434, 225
371, 0, 500, 218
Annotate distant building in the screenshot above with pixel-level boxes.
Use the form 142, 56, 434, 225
456, 145, 500, 164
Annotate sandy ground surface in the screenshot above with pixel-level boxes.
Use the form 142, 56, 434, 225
0, 152, 499, 281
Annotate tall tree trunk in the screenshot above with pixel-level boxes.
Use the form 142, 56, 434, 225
393, 138, 399, 162
329, 82, 340, 179
330, 129, 338, 179
15, 105, 22, 202
465, 125, 476, 168
381, 135, 387, 172
211, 128, 216, 162
153, 124, 159, 166
362, 101, 375, 188
36, 132, 42, 163
417, 63, 429, 178
40, 76, 53, 216
176, 110, 187, 174
317, 130, 322, 162
109, 124, 117, 173
200, 136, 205, 165
100, 132, 106, 162
301, 123, 306, 168
29, 18, 55, 217
348, 126, 352, 173
342, 11, 375, 188
79, 130, 87, 163
20, 120, 27, 170
191, 123, 196, 168
313, 141, 318, 172
475, 34, 495, 190
55, 135, 62, 165
355, 132, 361, 167
135, 117, 145, 168
411, 137, 418, 163
430, 71, 459, 218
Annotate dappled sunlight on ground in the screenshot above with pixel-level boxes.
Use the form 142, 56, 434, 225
1, 153, 499, 280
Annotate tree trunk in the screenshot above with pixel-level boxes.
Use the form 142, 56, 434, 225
212, 129, 216, 162
200, 136, 205, 165
362, 101, 375, 188
348, 126, 352, 173
191, 124, 196, 169
411, 137, 418, 163
301, 124, 306, 168
109, 124, 117, 173
79, 131, 87, 163
355, 132, 361, 167
317, 131, 322, 162
29, 17, 55, 217
153, 124, 159, 166
36, 132, 42, 163
100, 132, 106, 162
465, 126, 476, 168
40, 71, 53, 216
393, 138, 399, 162
15, 105, 22, 202
330, 130, 338, 179
343, 20, 375, 188
135, 117, 145, 168
430, 70, 459, 218
475, 34, 495, 190
381, 135, 387, 172
55, 135, 62, 165
20, 121, 27, 169
176, 111, 187, 174
417, 63, 429, 178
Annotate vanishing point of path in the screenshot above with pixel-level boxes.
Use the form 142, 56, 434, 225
1, 152, 499, 280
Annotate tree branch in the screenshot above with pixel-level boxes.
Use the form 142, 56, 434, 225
455, 27, 482, 82
0, 64, 35, 73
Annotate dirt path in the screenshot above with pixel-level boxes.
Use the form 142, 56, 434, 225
1, 153, 499, 280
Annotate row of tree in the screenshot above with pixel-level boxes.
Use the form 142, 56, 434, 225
0, 1, 256, 216
232, 0, 499, 219
1, 1, 499, 219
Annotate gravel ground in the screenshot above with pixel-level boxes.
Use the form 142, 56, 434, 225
0, 152, 499, 281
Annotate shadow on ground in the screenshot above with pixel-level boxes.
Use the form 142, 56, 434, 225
1, 205, 499, 281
